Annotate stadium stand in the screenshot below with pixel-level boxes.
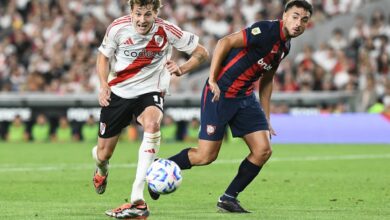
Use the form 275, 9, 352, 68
0, 0, 389, 141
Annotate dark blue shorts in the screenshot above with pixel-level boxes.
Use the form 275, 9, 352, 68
199, 84, 269, 141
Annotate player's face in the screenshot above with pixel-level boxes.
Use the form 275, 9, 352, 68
131, 4, 157, 35
282, 6, 311, 38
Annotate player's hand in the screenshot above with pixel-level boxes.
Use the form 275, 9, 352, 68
269, 124, 277, 138
208, 78, 220, 102
99, 83, 111, 107
165, 60, 183, 76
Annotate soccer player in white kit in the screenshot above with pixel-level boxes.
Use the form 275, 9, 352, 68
91, 0, 209, 218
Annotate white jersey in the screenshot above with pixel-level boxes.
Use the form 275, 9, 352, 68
98, 16, 199, 99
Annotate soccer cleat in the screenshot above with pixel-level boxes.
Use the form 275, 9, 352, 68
105, 201, 150, 219
148, 184, 160, 200
217, 198, 251, 213
93, 169, 108, 194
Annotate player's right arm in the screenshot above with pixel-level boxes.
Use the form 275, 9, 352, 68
97, 20, 120, 107
259, 69, 277, 136
96, 52, 111, 107
208, 31, 246, 102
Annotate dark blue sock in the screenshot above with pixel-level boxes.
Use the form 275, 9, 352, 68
168, 148, 192, 170
223, 158, 262, 199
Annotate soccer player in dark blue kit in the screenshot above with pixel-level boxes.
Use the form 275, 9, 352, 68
149, 0, 313, 213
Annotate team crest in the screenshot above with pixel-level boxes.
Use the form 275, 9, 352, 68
251, 27, 261, 35
206, 125, 216, 135
154, 35, 164, 47
100, 122, 106, 135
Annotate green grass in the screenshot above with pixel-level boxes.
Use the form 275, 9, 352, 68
0, 141, 389, 220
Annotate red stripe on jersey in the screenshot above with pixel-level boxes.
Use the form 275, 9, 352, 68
156, 22, 182, 38
155, 19, 183, 38
202, 85, 210, 111
225, 42, 281, 97
166, 25, 183, 38
242, 29, 247, 47
245, 84, 254, 96
216, 49, 247, 81
155, 18, 182, 35
225, 63, 257, 98
107, 16, 131, 34
108, 27, 168, 86
112, 16, 131, 25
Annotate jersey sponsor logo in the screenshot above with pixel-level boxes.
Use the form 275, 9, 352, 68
123, 49, 164, 58
251, 27, 261, 35
257, 58, 273, 71
154, 35, 164, 47
206, 125, 216, 135
100, 122, 106, 135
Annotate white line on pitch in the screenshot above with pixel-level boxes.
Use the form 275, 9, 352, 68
0, 154, 390, 172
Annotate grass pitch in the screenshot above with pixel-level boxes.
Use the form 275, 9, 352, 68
0, 141, 389, 220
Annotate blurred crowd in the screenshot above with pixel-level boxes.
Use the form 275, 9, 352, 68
0, 0, 389, 114
1, 113, 201, 143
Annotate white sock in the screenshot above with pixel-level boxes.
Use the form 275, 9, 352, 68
92, 146, 108, 176
130, 131, 160, 203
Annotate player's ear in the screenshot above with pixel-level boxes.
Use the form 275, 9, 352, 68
282, 12, 287, 21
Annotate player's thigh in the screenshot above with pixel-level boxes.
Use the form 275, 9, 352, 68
229, 97, 268, 138
99, 92, 134, 138
135, 92, 164, 130
243, 130, 271, 153
199, 85, 237, 141
137, 106, 163, 127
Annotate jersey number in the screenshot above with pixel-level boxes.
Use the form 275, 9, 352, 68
153, 95, 163, 109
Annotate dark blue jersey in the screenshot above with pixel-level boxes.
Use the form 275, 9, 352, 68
216, 20, 291, 98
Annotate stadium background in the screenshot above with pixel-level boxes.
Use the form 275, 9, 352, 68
0, 1, 389, 220
0, 0, 389, 143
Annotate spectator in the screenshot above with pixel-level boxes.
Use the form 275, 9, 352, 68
367, 97, 385, 113
31, 114, 50, 142
185, 117, 200, 142
53, 116, 74, 142
357, 74, 378, 112
328, 28, 348, 50
0, 0, 388, 115
160, 115, 177, 143
81, 114, 99, 142
349, 14, 370, 50
6, 114, 28, 142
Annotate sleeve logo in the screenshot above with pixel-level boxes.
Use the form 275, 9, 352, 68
251, 27, 261, 35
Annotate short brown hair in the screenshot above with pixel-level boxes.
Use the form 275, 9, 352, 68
284, 0, 313, 17
128, 0, 161, 12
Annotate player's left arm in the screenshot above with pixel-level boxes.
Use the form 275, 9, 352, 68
167, 44, 209, 76
259, 69, 277, 136
164, 21, 209, 76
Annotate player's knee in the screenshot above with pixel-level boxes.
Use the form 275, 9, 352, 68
263, 148, 272, 159
97, 146, 114, 161
143, 121, 160, 133
254, 146, 272, 161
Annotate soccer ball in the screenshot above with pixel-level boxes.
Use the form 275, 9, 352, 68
146, 158, 182, 194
